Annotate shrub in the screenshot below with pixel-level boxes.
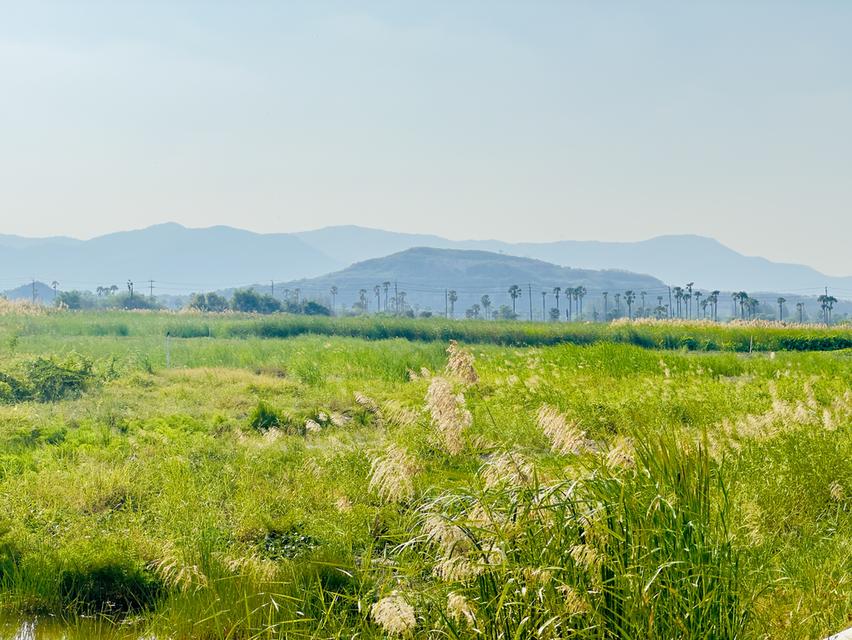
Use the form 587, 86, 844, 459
24, 354, 94, 402
247, 400, 281, 432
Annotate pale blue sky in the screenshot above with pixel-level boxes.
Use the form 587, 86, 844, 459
1, 2, 850, 274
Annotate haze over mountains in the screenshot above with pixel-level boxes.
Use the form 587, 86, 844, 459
0, 223, 849, 299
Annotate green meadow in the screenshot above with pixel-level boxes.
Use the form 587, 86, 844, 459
0, 310, 850, 638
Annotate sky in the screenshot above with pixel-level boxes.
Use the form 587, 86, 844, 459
1, 1, 850, 275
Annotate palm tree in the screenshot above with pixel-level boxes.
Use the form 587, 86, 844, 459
735, 291, 749, 319
640, 291, 647, 317
613, 292, 621, 317
96, 286, 105, 297
796, 301, 805, 323
748, 297, 759, 319
382, 281, 391, 311
127, 280, 134, 299
776, 297, 786, 321
397, 291, 407, 314
294, 288, 301, 305
576, 286, 587, 320
508, 285, 522, 316
693, 290, 702, 319
552, 287, 561, 318
602, 291, 608, 321
330, 286, 338, 311
448, 290, 458, 318
700, 298, 709, 318
672, 287, 684, 318
109, 285, 119, 296
481, 294, 492, 320
682, 293, 691, 320
51, 281, 59, 301
374, 285, 382, 312
709, 291, 720, 322
685, 282, 694, 319
624, 290, 636, 319
470, 303, 481, 319
541, 291, 547, 321
566, 286, 573, 321
656, 295, 663, 317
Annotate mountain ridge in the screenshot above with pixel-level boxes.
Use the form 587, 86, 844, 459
0, 223, 849, 297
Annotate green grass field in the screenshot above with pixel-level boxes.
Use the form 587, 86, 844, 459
0, 310, 850, 638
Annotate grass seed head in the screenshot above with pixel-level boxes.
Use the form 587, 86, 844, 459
371, 592, 416, 636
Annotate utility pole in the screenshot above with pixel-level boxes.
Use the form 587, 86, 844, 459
149, 280, 154, 301
445, 289, 449, 318
528, 283, 533, 321
541, 291, 546, 321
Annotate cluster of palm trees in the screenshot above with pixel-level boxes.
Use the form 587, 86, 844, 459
322, 281, 842, 324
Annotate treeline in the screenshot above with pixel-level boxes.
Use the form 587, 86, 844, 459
189, 290, 331, 316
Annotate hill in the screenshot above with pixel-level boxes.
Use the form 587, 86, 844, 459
272, 247, 666, 319
2, 281, 59, 303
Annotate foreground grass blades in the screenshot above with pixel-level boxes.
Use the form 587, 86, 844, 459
0, 311, 849, 638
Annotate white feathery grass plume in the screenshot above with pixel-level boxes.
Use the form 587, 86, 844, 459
422, 513, 471, 558
605, 437, 635, 470
445, 340, 478, 384
369, 445, 416, 503
829, 481, 846, 502
426, 377, 472, 455
481, 451, 534, 489
304, 419, 321, 433
446, 592, 477, 626
536, 405, 588, 455
371, 592, 416, 636
329, 411, 350, 427
383, 399, 422, 427
354, 392, 383, 424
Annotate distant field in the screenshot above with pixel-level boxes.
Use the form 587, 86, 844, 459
4, 309, 852, 353
0, 310, 849, 638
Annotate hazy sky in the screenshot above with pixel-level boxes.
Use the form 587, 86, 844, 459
1, 2, 850, 275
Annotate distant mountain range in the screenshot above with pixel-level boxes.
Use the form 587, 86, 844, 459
0, 222, 849, 298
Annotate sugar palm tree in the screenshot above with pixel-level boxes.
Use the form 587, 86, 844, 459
602, 291, 609, 320
672, 286, 684, 318
700, 298, 709, 318
541, 291, 547, 321
382, 281, 391, 311
508, 285, 522, 316
685, 282, 694, 319
709, 291, 720, 322
613, 292, 621, 317
576, 286, 587, 320
358, 289, 368, 312
374, 285, 382, 312
693, 290, 702, 318
552, 287, 561, 318
448, 290, 458, 318
624, 290, 636, 319
776, 297, 786, 321
330, 286, 338, 312
639, 291, 647, 317
481, 294, 492, 320
51, 281, 59, 301
796, 301, 805, 323
566, 287, 574, 321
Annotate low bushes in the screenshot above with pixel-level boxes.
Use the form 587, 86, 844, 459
0, 354, 94, 404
